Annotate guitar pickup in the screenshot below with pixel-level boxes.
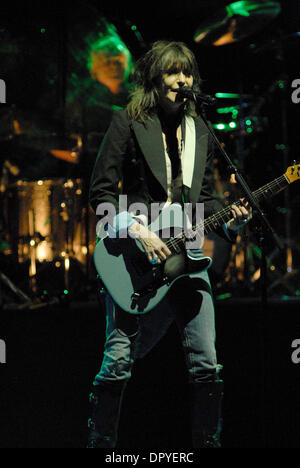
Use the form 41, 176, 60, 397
131, 252, 153, 276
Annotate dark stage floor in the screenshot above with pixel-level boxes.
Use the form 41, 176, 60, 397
1, 295, 300, 448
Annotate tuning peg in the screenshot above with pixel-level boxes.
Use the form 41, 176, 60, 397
291, 161, 297, 174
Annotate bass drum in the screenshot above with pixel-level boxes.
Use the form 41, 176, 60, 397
4, 178, 94, 264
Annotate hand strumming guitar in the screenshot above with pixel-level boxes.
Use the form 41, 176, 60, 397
128, 222, 172, 265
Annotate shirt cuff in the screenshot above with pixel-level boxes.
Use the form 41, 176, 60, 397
106, 211, 136, 238
186, 248, 203, 260
223, 222, 237, 242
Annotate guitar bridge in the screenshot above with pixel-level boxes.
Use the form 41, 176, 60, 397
131, 292, 141, 309
130, 276, 169, 310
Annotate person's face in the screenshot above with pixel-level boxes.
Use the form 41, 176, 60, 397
103, 54, 127, 79
91, 51, 128, 94
161, 68, 194, 103
93, 53, 126, 80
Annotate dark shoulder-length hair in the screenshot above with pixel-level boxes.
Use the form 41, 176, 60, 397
127, 40, 202, 122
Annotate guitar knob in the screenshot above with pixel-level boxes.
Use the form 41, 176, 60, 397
162, 276, 170, 285
131, 292, 140, 309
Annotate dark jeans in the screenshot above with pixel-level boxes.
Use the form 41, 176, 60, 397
94, 270, 222, 386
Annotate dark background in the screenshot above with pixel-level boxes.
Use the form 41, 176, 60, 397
1, 1, 300, 183
1, 0, 300, 249
1, 0, 300, 449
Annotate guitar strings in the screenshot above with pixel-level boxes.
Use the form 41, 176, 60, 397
163, 175, 287, 252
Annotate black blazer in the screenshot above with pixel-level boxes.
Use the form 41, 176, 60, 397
90, 108, 227, 233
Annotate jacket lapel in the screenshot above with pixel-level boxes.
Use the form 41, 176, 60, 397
131, 114, 209, 203
189, 116, 209, 204
132, 116, 168, 195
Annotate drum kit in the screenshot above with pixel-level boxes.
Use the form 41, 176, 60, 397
0, 0, 299, 306
0, 108, 98, 309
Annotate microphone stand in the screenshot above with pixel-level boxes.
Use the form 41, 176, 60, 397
195, 100, 284, 278
194, 98, 284, 447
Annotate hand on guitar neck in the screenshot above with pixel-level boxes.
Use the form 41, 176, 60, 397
226, 198, 252, 232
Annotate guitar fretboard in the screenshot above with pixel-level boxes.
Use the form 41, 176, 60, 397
164, 173, 289, 253
203, 174, 288, 235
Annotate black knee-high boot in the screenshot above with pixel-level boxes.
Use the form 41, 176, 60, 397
87, 382, 126, 448
189, 380, 224, 448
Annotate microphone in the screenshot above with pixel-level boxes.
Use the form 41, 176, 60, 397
173, 87, 217, 106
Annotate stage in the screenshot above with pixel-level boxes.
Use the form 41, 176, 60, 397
1, 295, 300, 448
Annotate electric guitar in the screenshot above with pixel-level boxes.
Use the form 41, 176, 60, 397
94, 164, 300, 315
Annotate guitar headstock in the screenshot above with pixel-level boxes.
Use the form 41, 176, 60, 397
285, 162, 300, 184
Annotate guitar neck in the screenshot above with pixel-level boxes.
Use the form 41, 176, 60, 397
203, 173, 289, 235
166, 164, 298, 252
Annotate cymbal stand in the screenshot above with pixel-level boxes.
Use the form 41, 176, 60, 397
278, 67, 293, 275
0, 154, 32, 310
0, 270, 31, 311
28, 209, 37, 293
61, 185, 75, 294
251, 33, 294, 277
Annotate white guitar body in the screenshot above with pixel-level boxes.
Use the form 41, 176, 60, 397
93, 163, 300, 314
94, 204, 212, 315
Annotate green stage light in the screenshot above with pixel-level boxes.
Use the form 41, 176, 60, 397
229, 122, 237, 128
226, 1, 279, 18
227, 1, 251, 17
217, 106, 239, 114
215, 92, 240, 99
217, 292, 232, 300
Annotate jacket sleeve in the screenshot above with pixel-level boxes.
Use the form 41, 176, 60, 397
199, 137, 224, 219
199, 133, 237, 243
89, 109, 139, 237
89, 109, 129, 213
89, 109, 132, 217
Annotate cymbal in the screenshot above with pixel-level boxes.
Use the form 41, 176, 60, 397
250, 32, 300, 54
49, 150, 80, 164
194, 0, 281, 46
0, 106, 56, 139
